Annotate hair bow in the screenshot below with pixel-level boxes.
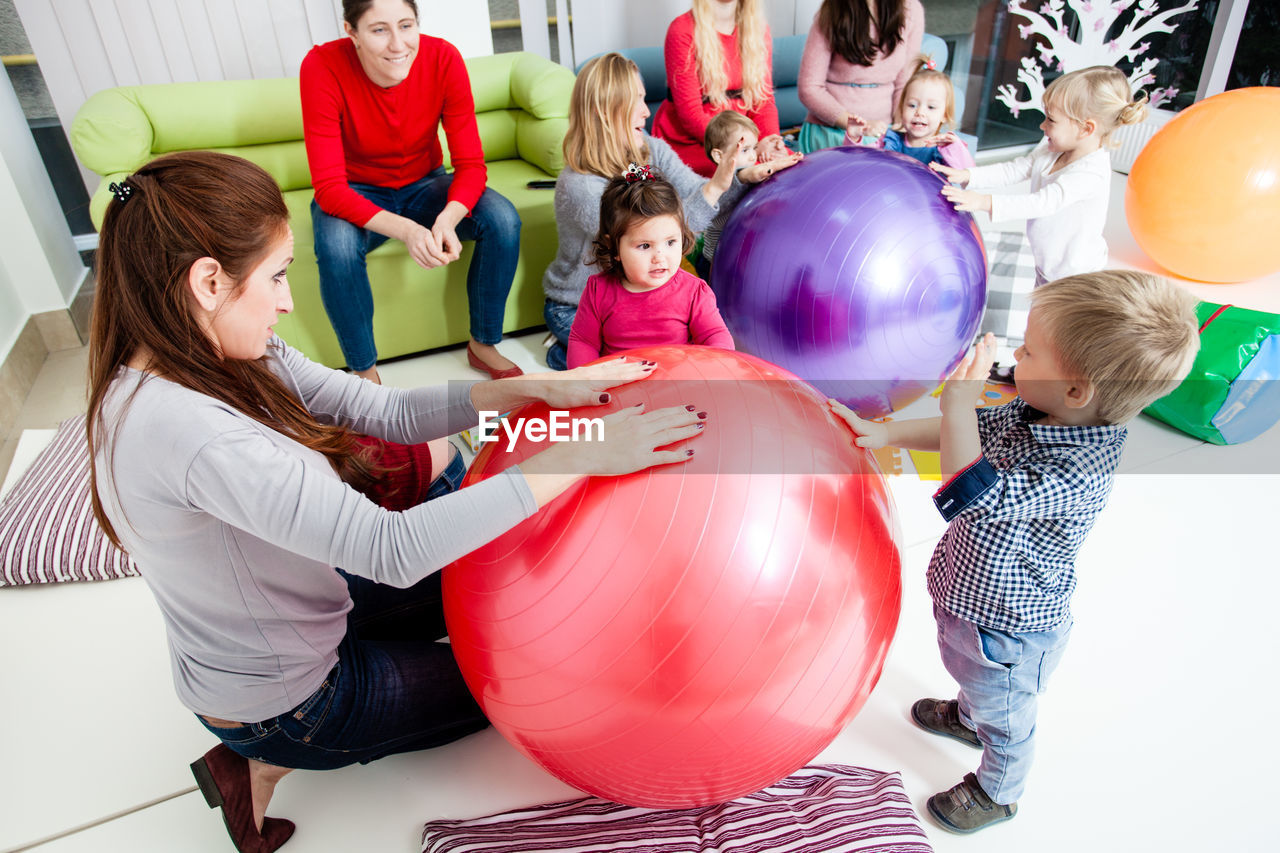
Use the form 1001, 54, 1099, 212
924, 56, 937, 71
109, 180, 134, 204
623, 163, 655, 183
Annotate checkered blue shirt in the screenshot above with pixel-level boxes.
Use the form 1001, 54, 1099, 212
928, 399, 1127, 632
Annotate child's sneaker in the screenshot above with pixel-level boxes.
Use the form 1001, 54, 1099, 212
910, 698, 981, 748
927, 773, 1017, 833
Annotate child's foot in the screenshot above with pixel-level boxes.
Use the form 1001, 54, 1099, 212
910, 698, 980, 748
988, 362, 1016, 385
927, 773, 1017, 834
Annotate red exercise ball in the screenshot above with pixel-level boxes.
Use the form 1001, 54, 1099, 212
443, 345, 902, 808
1126, 87, 1280, 283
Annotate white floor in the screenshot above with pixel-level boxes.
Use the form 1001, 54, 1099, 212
3, 173, 1280, 852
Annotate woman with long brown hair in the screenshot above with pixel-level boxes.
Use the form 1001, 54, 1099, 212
541, 52, 800, 371
796, 0, 924, 153
650, 0, 789, 176
87, 150, 705, 853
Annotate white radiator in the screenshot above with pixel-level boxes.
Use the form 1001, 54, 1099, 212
1110, 108, 1177, 174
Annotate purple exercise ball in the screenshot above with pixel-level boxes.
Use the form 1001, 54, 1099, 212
711, 146, 987, 417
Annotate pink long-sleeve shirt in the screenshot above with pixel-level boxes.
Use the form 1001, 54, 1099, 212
567, 269, 735, 368
797, 0, 924, 129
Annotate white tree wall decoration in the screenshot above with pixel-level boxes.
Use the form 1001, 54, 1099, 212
995, 0, 1201, 119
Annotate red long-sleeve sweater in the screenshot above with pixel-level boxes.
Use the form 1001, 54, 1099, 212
299, 35, 486, 227
650, 11, 781, 178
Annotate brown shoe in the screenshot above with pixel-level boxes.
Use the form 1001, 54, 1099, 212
927, 773, 1017, 834
191, 745, 295, 853
911, 698, 981, 748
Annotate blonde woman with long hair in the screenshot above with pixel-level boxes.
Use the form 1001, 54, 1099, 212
651, 0, 789, 177
542, 52, 799, 370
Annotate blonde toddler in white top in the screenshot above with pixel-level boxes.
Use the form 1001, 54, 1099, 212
933, 66, 1148, 285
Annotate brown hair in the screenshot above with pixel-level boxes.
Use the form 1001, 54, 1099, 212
894, 54, 956, 130
564, 53, 651, 179
343, 0, 418, 28
87, 151, 380, 547
590, 171, 695, 279
704, 110, 760, 160
1030, 270, 1200, 424
1043, 65, 1149, 146
817, 0, 908, 67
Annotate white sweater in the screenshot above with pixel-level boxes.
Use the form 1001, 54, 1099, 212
967, 140, 1112, 283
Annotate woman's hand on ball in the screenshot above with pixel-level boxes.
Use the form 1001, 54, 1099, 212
533, 357, 658, 408
828, 399, 889, 449
575, 403, 705, 476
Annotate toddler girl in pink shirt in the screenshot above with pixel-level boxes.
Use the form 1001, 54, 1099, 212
567, 165, 735, 369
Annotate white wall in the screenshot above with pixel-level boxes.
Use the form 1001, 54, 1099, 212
14, 0, 493, 193
1, 0, 488, 367
0, 70, 87, 363
570, 0, 805, 63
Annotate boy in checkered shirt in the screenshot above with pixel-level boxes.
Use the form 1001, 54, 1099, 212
830, 270, 1200, 834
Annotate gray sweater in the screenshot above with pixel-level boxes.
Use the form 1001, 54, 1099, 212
95, 339, 538, 721
541, 135, 748, 306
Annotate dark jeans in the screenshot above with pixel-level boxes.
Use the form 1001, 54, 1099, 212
543, 297, 577, 371
197, 447, 487, 770
311, 167, 521, 372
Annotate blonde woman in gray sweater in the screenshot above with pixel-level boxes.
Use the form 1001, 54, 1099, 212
542, 52, 800, 370
87, 152, 706, 853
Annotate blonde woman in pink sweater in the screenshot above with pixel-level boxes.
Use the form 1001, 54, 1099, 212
796, 0, 924, 153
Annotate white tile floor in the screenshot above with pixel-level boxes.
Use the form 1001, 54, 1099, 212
3, 173, 1280, 852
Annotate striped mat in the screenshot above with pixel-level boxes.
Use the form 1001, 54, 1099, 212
421, 764, 932, 853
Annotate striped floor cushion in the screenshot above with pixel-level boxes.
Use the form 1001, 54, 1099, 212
421, 764, 933, 853
0, 415, 139, 585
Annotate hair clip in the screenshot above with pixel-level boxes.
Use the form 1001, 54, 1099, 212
924, 56, 937, 71
623, 163, 655, 183
109, 181, 134, 204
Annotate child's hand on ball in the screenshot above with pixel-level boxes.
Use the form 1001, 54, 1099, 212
828, 399, 889, 449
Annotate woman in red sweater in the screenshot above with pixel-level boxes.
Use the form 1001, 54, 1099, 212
650, 0, 789, 177
301, 0, 522, 383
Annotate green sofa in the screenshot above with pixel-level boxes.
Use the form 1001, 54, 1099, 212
70, 52, 574, 368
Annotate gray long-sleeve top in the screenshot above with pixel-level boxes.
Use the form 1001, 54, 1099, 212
94, 338, 538, 722
541, 134, 748, 307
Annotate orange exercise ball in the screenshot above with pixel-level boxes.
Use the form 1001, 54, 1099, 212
1125, 87, 1280, 283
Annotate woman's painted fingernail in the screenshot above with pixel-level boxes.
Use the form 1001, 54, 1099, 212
685, 404, 696, 411
686, 449, 695, 456
697, 411, 708, 419
599, 393, 610, 403
695, 422, 705, 430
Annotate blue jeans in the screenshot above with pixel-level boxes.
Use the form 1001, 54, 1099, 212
934, 604, 1072, 805
543, 298, 577, 371
197, 451, 488, 770
311, 168, 521, 372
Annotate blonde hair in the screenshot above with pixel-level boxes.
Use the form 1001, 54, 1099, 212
1043, 66, 1149, 146
689, 0, 772, 110
895, 54, 956, 130
1031, 270, 1200, 424
564, 53, 651, 179
704, 110, 759, 159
